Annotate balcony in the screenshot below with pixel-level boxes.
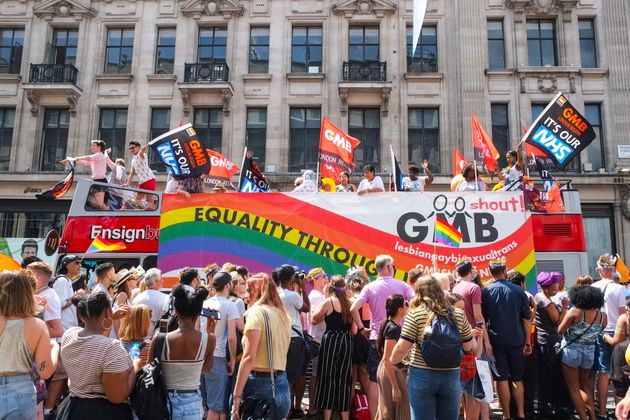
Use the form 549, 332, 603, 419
342, 61, 386, 82
338, 61, 391, 116
178, 62, 233, 116
184, 62, 229, 83
29, 64, 78, 85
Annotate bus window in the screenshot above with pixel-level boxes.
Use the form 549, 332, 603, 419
85, 184, 159, 212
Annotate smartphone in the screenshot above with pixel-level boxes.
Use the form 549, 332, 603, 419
159, 319, 169, 333
201, 308, 221, 319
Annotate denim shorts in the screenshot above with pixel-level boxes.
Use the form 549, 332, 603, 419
243, 371, 291, 419
205, 356, 229, 413
561, 341, 596, 370
367, 340, 380, 382
168, 390, 203, 420
596, 334, 613, 374
0, 374, 37, 420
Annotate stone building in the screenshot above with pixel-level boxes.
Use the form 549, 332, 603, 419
0, 0, 629, 276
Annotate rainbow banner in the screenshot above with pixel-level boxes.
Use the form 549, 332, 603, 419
157, 192, 537, 288
435, 218, 463, 248
86, 237, 127, 253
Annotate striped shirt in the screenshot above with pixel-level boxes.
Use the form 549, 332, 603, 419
400, 305, 473, 370
61, 327, 132, 399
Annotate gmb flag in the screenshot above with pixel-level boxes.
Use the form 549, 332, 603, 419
149, 123, 211, 178
319, 117, 361, 182
523, 93, 596, 170
205, 149, 239, 189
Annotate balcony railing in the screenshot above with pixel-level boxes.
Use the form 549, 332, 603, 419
184, 62, 230, 83
29, 64, 78, 85
342, 61, 387, 82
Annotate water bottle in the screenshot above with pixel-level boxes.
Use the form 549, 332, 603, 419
129, 343, 141, 360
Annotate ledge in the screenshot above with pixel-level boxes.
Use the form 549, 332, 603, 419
484, 68, 516, 76
146, 74, 177, 82
404, 72, 444, 81
516, 66, 580, 75
0, 74, 21, 81
579, 68, 609, 77
94, 73, 134, 81
242, 73, 272, 81
286, 73, 325, 81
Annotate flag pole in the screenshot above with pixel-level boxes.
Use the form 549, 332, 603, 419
473, 160, 479, 192
237, 146, 248, 191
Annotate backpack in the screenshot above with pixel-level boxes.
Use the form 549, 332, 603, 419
131, 333, 171, 420
160, 295, 179, 332
420, 310, 463, 369
352, 393, 370, 420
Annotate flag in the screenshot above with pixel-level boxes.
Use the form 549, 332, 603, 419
616, 254, 630, 284
148, 123, 211, 178
205, 149, 240, 190
238, 148, 270, 192
543, 181, 565, 213
472, 115, 500, 173
435, 217, 463, 248
0, 253, 21, 271
36, 160, 75, 200
86, 237, 127, 254
319, 117, 361, 183
389, 145, 403, 192
412, 0, 428, 57
453, 147, 468, 177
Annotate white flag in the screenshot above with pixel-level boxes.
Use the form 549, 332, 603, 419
412, 0, 428, 57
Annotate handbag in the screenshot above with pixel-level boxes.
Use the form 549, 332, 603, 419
239, 309, 280, 420
460, 351, 477, 381
292, 326, 320, 362
474, 359, 494, 404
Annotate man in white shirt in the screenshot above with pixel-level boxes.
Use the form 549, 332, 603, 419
126, 140, 157, 209
52, 255, 83, 332
305, 267, 328, 416
132, 268, 168, 327
402, 161, 434, 192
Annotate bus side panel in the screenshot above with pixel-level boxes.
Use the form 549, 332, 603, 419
531, 214, 586, 252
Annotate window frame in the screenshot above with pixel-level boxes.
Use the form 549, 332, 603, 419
349, 26, 380, 64
578, 18, 598, 68
0, 28, 24, 74
197, 27, 227, 64
50, 28, 78, 66
407, 107, 440, 173
98, 108, 128, 160
249, 26, 270, 73
104, 27, 134, 74
527, 19, 558, 67
406, 25, 438, 73
491, 103, 510, 169
289, 107, 321, 172
193, 108, 223, 153
487, 19, 506, 69
246, 108, 268, 168
155, 27, 176, 74
40, 108, 70, 172
348, 107, 381, 171
148, 108, 171, 171
584, 103, 605, 172
291, 26, 323, 73
0, 108, 15, 171
582, 204, 616, 279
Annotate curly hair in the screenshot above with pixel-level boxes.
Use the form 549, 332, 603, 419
172, 284, 208, 318
568, 285, 604, 310
409, 275, 452, 316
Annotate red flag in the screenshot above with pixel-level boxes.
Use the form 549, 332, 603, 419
178, 118, 183, 127
319, 117, 361, 182
453, 147, 468, 178
472, 115, 499, 173
525, 142, 547, 158
205, 149, 240, 188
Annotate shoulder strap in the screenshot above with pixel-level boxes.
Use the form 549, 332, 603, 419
291, 326, 304, 339
196, 331, 208, 360
262, 308, 275, 399
559, 310, 598, 353
153, 333, 166, 363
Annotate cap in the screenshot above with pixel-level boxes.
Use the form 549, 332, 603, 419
276, 264, 297, 282
112, 269, 134, 289
60, 255, 80, 267
213, 271, 232, 288
536, 271, 562, 288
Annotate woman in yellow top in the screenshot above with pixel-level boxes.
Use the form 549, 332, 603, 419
391, 276, 476, 420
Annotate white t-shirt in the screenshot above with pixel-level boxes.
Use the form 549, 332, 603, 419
592, 279, 626, 331
456, 180, 487, 192
308, 289, 326, 343
402, 176, 427, 192
357, 176, 385, 193
40, 288, 62, 324
202, 295, 240, 358
52, 275, 78, 332
132, 289, 169, 325
279, 289, 304, 338
131, 153, 155, 184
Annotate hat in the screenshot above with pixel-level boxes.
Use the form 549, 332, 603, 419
112, 269, 134, 289
536, 272, 562, 289
129, 266, 145, 281
276, 264, 297, 282
213, 271, 232, 289
61, 255, 80, 267
488, 259, 506, 269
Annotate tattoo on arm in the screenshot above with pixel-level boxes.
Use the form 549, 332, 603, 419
39, 361, 47, 372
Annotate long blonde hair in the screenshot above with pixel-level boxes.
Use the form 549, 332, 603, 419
409, 275, 452, 316
0, 270, 36, 318
118, 304, 151, 342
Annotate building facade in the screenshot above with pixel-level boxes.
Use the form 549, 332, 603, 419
0, 0, 629, 276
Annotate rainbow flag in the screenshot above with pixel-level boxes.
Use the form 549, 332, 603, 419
435, 218, 463, 248
86, 237, 127, 253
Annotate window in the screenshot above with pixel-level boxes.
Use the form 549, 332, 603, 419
289, 108, 321, 172
349, 26, 379, 63
582, 205, 616, 279
149, 108, 170, 171
487, 20, 505, 69
349, 108, 380, 170
0, 28, 24, 74
105, 28, 134, 73
198, 27, 226, 64
491, 104, 510, 168
579, 19, 598, 68
194, 108, 223, 152
49, 29, 78, 66
40, 109, 70, 171
408, 108, 439, 173
155, 28, 176, 74
532, 102, 579, 171
98, 109, 127, 160
291, 27, 322, 73
406, 25, 437, 73
249, 27, 269, 73
0, 200, 69, 239
585, 104, 604, 172
527, 20, 557, 66
246, 108, 267, 168
0, 109, 14, 171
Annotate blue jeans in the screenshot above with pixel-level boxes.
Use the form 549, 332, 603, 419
243, 371, 291, 419
204, 357, 229, 413
408, 367, 461, 420
0, 374, 37, 420
168, 390, 203, 420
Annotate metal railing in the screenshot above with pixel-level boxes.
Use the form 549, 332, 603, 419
184, 62, 230, 83
29, 64, 78, 84
342, 61, 387, 82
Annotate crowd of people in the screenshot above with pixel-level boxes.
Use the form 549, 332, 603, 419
4, 251, 630, 419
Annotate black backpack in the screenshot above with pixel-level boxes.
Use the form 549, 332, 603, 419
160, 296, 179, 332
420, 310, 463, 369
131, 333, 171, 420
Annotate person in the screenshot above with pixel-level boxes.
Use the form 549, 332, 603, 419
592, 254, 626, 419
277, 264, 310, 418
348, 270, 371, 405
402, 161, 434, 192
305, 268, 328, 416
557, 286, 606, 420
245, 273, 266, 308
204, 263, 220, 285
292, 170, 317, 192
604, 297, 630, 405
350, 255, 414, 419
336, 171, 356, 192
231, 275, 292, 420
55, 292, 137, 419
390, 275, 475, 420
311, 275, 354, 420
456, 163, 487, 192
534, 271, 571, 416
92, 262, 115, 296
357, 165, 384, 196
106, 157, 128, 186
202, 271, 239, 420
125, 141, 157, 209
132, 268, 168, 330
147, 284, 215, 420
481, 260, 532, 420
498, 148, 525, 191
452, 258, 490, 350
21, 238, 38, 260
225, 273, 247, 413
61, 140, 109, 210
118, 304, 152, 368
375, 294, 410, 420
0, 270, 59, 420
27, 261, 63, 340
111, 269, 136, 309
57, 254, 85, 293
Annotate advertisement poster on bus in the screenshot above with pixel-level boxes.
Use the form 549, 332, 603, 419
0, 237, 58, 267
157, 192, 536, 288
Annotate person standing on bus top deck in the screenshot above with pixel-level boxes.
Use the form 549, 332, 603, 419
456, 163, 487, 192
402, 160, 434, 192
60, 140, 109, 210
125, 141, 157, 210
499, 147, 525, 191
357, 165, 385, 196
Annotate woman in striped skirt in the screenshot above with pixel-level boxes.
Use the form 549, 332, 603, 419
312, 275, 354, 420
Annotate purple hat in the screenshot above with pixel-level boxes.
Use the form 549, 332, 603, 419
536, 271, 562, 288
